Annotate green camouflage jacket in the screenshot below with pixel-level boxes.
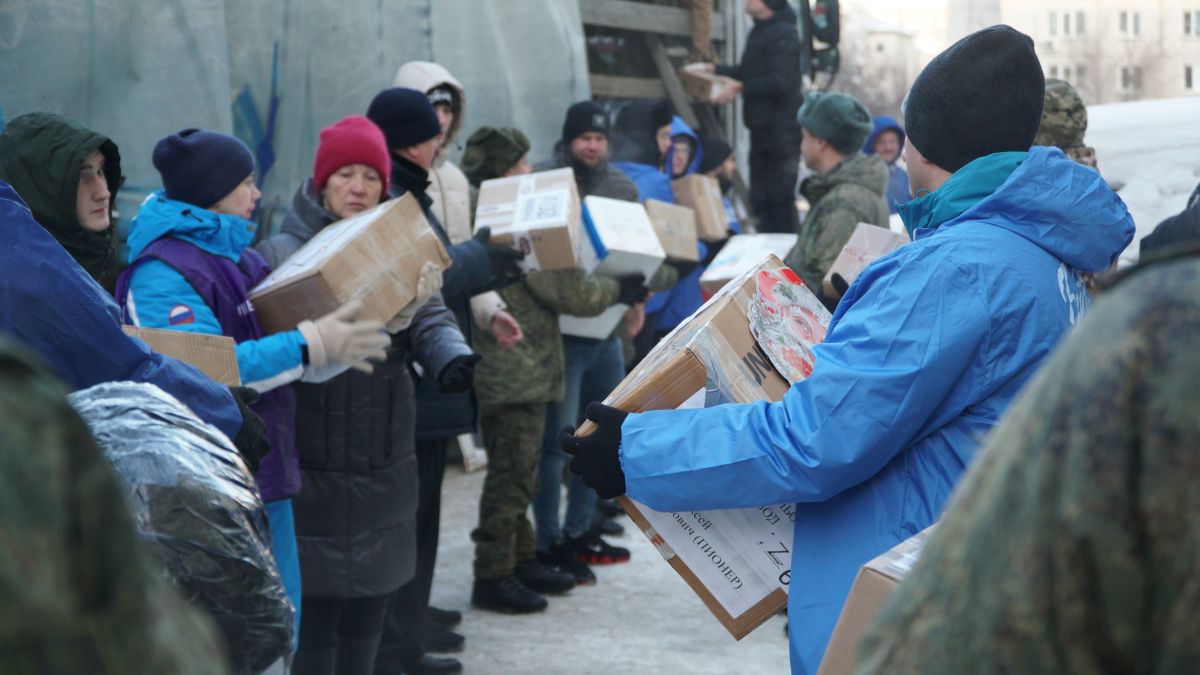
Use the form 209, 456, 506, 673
857, 251, 1200, 675
0, 338, 227, 675
786, 153, 890, 292
475, 269, 620, 406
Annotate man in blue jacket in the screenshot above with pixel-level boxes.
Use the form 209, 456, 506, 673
561, 25, 1135, 674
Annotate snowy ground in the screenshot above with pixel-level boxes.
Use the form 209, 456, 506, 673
427, 464, 792, 674
1087, 96, 1200, 263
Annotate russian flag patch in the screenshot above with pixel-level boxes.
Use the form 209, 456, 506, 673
168, 304, 195, 325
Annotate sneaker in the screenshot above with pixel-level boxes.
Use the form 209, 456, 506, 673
426, 605, 462, 627
471, 575, 547, 614
596, 498, 626, 519
515, 558, 575, 595
591, 514, 625, 537
538, 546, 596, 586
566, 529, 631, 565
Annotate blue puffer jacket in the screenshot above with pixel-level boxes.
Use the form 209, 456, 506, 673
618, 147, 1135, 674
864, 116, 913, 214
0, 180, 243, 440
645, 117, 707, 324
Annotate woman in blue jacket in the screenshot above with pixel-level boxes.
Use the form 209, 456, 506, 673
117, 129, 391, 646
562, 26, 1136, 674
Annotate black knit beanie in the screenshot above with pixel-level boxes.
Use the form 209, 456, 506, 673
904, 25, 1045, 172
152, 129, 254, 208
366, 87, 442, 151
698, 137, 732, 174
562, 101, 610, 144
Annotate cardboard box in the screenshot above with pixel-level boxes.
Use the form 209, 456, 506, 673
672, 174, 729, 242
579, 255, 831, 639
123, 325, 241, 386
816, 527, 935, 675
558, 196, 666, 339
822, 223, 910, 300
678, 67, 734, 102
699, 234, 799, 297
473, 168, 584, 272
644, 199, 700, 263
250, 195, 450, 335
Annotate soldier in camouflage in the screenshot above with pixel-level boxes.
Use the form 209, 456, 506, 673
857, 246, 1200, 675
462, 127, 638, 613
0, 336, 228, 675
1034, 78, 1098, 170
784, 92, 890, 309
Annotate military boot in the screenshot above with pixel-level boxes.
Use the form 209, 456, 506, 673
471, 575, 548, 614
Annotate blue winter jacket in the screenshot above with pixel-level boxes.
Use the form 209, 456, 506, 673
618, 147, 1135, 673
0, 180, 243, 440
864, 116, 913, 213
644, 117, 709, 324
123, 192, 307, 392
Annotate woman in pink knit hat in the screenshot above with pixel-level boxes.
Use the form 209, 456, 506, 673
257, 115, 471, 675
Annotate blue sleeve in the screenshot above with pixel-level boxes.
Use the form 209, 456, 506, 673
125, 259, 306, 392
0, 185, 242, 440
441, 238, 494, 298
619, 253, 990, 511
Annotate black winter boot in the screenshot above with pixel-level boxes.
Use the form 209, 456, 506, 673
471, 575, 548, 614
515, 558, 575, 595
426, 605, 462, 627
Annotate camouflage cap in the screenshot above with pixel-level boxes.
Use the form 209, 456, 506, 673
1034, 78, 1088, 149
461, 126, 531, 186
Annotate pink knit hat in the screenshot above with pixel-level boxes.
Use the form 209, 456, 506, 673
312, 115, 391, 190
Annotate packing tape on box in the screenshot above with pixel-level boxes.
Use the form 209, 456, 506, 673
580, 200, 609, 261
644, 527, 677, 561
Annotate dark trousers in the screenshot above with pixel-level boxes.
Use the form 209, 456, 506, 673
295, 594, 391, 675
749, 127, 801, 234
375, 438, 449, 670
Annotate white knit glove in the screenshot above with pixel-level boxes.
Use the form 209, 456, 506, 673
297, 299, 390, 373
385, 262, 444, 333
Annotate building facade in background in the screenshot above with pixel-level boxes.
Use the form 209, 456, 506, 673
845, 0, 1200, 104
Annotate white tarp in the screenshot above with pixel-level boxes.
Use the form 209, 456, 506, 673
0, 0, 590, 232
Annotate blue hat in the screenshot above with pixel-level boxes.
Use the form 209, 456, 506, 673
152, 129, 254, 209
366, 87, 442, 151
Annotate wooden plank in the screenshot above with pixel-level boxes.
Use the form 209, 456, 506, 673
581, 0, 726, 40
590, 74, 667, 98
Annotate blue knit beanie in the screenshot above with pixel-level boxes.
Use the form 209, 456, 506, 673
366, 88, 442, 151
152, 129, 254, 208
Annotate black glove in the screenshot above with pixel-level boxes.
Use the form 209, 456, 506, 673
437, 353, 481, 393
616, 274, 650, 305
474, 226, 525, 281
830, 273, 850, 298
559, 402, 628, 499
228, 385, 268, 473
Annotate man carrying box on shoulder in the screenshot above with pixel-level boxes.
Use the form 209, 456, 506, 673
560, 26, 1136, 674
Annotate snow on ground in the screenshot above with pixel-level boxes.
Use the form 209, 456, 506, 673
1087, 96, 1200, 263
429, 464, 792, 674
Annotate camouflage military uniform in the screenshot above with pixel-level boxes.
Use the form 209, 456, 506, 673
1034, 78, 1098, 170
472, 269, 620, 579
785, 153, 891, 294
857, 249, 1200, 675
0, 338, 228, 675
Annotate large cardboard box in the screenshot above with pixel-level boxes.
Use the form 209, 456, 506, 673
579, 255, 830, 639
250, 195, 450, 335
123, 325, 241, 386
822, 223, 910, 300
473, 168, 584, 273
699, 234, 798, 297
558, 196, 666, 339
672, 174, 728, 242
678, 67, 735, 102
644, 199, 700, 263
816, 527, 935, 675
